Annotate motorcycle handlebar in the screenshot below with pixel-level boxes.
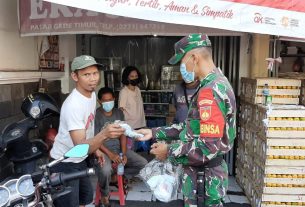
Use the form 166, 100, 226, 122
49, 168, 95, 187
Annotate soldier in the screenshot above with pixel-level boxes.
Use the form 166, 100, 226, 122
137, 33, 236, 207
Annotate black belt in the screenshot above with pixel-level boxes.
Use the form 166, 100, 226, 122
194, 156, 223, 171
195, 156, 223, 207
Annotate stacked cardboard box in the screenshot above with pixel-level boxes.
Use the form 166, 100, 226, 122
237, 77, 305, 207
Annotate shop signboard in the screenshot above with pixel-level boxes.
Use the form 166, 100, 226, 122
31, 0, 305, 38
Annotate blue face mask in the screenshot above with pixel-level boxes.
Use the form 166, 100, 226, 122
102, 101, 114, 112
180, 56, 195, 83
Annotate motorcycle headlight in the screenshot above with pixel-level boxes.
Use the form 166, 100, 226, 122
30, 106, 41, 119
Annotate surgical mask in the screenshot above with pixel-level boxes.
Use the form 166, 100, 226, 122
102, 101, 114, 112
180, 55, 195, 83
129, 78, 139, 86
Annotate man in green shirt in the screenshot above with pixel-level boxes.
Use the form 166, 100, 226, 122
137, 34, 236, 207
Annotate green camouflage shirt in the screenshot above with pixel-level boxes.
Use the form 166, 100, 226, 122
152, 68, 236, 166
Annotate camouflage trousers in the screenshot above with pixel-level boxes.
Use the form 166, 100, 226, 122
182, 161, 228, 207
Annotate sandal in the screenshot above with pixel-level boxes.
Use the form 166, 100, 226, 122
99, 196, 111, 207
99, 203, 112, 207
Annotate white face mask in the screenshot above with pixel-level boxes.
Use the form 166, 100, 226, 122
102, 101, 114, 112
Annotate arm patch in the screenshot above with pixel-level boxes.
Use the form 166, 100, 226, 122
197, 88, 224, 138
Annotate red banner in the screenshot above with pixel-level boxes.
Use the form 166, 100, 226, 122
223, 0, 305, 12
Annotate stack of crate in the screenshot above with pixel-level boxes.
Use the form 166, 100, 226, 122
236, 100, 257, 201
277, 73, 305, 106
301, 80, 305, 106
255, 105, 305, 206
237, 77, 305, 207
240, 77, 301, 105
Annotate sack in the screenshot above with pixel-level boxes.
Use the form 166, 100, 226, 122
139, 159, 182, 202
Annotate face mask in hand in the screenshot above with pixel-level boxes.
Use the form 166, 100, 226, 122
129, 78, 139, 86
180, 63, 195, 84
102, 101, 114, 112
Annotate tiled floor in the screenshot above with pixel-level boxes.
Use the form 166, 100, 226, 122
86, 175, 250, 206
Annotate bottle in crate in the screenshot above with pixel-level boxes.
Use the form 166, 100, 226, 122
262, 84, 271, 106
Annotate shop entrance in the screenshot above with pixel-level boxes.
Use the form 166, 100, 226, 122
79, 34, 240, 175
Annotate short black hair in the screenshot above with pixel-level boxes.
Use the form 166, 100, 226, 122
121, 66, 142, 85
97, 87, 115, 100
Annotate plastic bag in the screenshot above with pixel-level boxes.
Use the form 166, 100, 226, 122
114, 120, 144, 139
139, 159, 182, 202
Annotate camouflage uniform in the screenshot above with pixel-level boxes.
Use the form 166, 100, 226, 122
152, 68, 236, 207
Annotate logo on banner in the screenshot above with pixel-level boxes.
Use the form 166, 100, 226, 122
281, 16, 299, 28
254, 13, 263, 24
254, 13, 276, 25
281, 16, 289, 27
200, 106, 211, 121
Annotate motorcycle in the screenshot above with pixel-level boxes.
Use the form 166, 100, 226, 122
0, 143, 95, 207
0, 93, 60, 176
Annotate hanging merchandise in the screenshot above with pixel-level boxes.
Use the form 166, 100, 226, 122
265, 57, 282, 71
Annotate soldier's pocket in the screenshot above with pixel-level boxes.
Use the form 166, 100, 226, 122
205, 161, 228, 200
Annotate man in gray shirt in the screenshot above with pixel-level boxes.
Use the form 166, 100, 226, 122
94, 87, 148, 206
173, 80, 199, 123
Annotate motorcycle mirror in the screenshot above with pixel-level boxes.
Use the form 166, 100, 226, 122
45, 144, 90, 169
64, 144, 89, 159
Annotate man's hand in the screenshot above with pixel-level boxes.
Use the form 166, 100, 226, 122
109, 152, 121, 164
150, 142, 168, 161
99, 123, 125, 141
135, 128, 153, 141
95, 149, 105, 167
